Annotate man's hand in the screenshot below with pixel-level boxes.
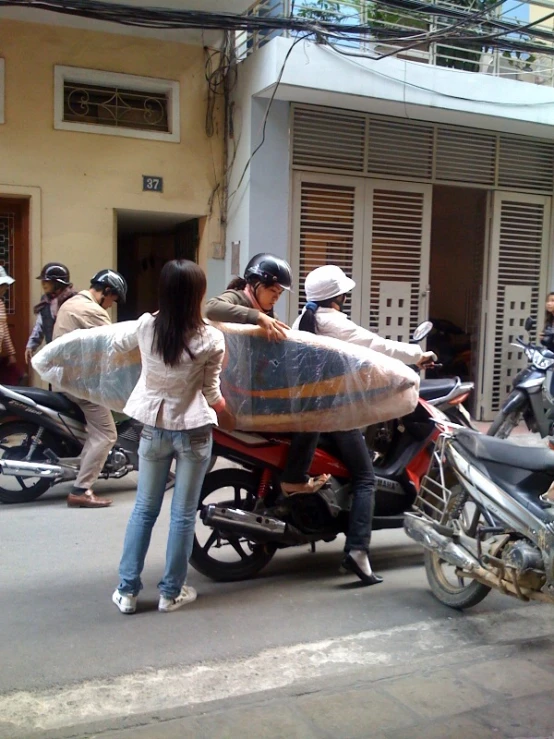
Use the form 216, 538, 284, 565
417, 351, 437, 369
7, 355, 16, 366
257, 313, 289, 341
25, 348, 34, 364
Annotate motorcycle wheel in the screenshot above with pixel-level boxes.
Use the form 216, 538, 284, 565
0, 422, 61, 504
487, 409, 522, 439
190, 468, 276, 582
424, 550, 491, 609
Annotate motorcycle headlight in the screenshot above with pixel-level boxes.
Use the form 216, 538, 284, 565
532, 350, 554, 370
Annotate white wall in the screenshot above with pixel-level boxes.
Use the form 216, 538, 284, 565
214, 41, 291, 315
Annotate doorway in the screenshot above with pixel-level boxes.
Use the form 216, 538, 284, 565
116, 210, 199, 321
428, 186, 487, 412
0, 198, 30, 376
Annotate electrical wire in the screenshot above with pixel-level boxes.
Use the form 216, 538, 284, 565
227, 32, 311, 203
3, 0, 554, 52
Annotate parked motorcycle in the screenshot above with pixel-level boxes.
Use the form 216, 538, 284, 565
0, 384, 165, 504
405, 428, 554, 608
191, 398, 447, 582
411, 319, 476, 429
488, 317, 554, 439
426, 318, 472, 381
420, 377, 476, 429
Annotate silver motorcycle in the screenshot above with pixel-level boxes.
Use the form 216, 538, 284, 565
405, 427, 554, 609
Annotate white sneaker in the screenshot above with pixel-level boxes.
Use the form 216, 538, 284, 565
158, 585, 197, 613
112, 589, 137, 614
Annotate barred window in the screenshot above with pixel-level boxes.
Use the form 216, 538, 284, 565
63, 82, 169, 133
54, 66, 180, 143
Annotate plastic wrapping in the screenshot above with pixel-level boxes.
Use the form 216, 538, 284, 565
32, 320, 420, 432
32, 321, 141, 412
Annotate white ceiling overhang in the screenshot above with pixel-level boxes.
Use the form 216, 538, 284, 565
245, 37, 554, 141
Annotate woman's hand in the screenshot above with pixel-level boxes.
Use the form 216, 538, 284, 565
417, 351, 437, 369
257, 313, 290, 341
217, 406, 236, 431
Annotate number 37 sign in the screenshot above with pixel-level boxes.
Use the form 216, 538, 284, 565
142, 175, 164, 193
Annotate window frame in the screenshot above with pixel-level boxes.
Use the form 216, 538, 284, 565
53, 65, 180, 143
0, 59, 5, 125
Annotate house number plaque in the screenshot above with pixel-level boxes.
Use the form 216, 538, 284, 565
142, 176, 163, 192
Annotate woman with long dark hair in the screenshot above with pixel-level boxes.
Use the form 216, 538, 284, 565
112, 260, 230, 614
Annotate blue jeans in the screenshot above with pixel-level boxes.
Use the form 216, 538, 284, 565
118, 425, 212, 598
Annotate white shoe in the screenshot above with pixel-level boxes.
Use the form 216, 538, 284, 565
112, 589, 137, 614
158, 585, 197, 612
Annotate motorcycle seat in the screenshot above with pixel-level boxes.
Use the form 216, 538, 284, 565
419, 378, 459, 401
454, 429, 554, 474
6, 386, 85, 421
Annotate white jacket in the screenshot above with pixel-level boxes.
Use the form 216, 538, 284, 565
113, 313, 225, 430
292, 308, 423, 365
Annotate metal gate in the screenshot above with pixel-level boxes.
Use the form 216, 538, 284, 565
478, 192, 551, 419
290, 174, 432, 341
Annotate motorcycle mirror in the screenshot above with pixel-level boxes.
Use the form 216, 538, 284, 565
412, 321, 433, 342
524, 316, 536, 333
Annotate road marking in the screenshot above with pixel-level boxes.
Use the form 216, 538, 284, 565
0, 603, 551, 733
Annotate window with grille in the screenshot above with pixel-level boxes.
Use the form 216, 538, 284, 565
54, 66, 180, 142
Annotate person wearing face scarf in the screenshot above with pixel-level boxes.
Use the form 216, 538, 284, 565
25, 263, 76, 365
294, 265, 435, 586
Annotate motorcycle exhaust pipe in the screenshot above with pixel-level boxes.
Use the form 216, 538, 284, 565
404, 513, 480, 571
202, 505, 288, 541
0, 459, 70, 480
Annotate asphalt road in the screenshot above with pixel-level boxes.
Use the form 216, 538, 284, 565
1, 468, 531, 699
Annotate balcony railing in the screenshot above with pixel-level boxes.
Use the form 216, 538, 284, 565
236, 0, 554, 87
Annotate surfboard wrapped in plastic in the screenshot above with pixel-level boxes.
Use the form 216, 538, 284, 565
32, 320, 420, 432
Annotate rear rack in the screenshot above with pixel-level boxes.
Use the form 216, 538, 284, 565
413, 433, 457, 526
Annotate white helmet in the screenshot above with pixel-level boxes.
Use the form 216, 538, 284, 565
305, 265, 356, 303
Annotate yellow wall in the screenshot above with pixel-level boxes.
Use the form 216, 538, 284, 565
0, 19, 223, 303
529, 4, 554, 30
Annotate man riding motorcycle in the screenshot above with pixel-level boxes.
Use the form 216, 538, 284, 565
53, 269, 127, 509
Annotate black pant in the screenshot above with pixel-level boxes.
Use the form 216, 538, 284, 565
282, 429, 375, 552
326, 429, 376, 553
281, 433, 320, 483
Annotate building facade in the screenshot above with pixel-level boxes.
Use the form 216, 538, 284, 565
223, 13, 554, 420
0, 3, 250, 368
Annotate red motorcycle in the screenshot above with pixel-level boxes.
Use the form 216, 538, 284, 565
191, 398, 448, 582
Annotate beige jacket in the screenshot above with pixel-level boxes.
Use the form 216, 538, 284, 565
53, 291, 111, 339
113, 313, 226, 431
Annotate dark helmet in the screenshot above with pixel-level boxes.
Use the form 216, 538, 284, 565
244, 253, 293, 291
37, 262, 71, 287
90, 269, 128, 304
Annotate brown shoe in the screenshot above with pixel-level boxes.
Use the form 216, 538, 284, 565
67, 491, 112, 508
